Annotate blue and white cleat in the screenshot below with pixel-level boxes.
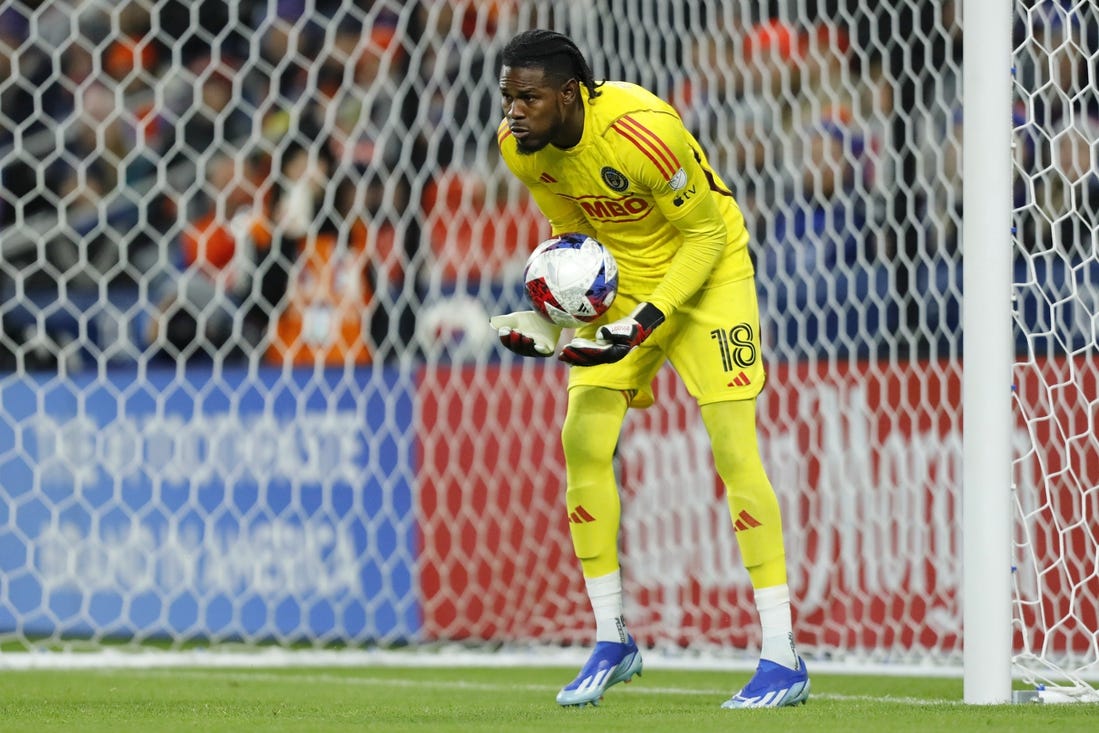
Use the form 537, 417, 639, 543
721, 657, 810, 708
556, 636, 643, 706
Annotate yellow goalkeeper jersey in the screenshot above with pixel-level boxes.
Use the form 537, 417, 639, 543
497, 81, 753, 316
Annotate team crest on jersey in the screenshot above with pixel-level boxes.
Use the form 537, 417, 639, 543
600, 166, 629, 192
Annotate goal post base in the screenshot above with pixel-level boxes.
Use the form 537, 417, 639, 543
1012, 686, 1099, 704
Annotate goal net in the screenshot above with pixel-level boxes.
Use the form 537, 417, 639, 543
1010, 0, 1099, 700
0, 0, 1095, 693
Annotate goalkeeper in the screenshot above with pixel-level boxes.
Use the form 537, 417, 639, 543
490, 29, 809, 709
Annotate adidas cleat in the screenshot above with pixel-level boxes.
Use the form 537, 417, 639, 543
556, 636, 643, 706
721, 657, 809, 709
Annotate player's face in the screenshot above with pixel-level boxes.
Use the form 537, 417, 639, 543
499, 65, 578, 155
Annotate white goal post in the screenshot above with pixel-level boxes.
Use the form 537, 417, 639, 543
0, 0, 1095, 703
962, 0, 1014, 705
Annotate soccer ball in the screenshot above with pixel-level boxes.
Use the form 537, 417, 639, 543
523, 233, 618, 328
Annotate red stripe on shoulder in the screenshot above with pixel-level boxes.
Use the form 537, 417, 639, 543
612, 122, 673, 179
616, 115, 680, 179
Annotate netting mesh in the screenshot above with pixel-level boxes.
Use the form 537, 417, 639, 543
0, 0, 1094, 686
1010, 0, 1099, 696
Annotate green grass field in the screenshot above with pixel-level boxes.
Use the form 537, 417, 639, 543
0, 665, 1096, 732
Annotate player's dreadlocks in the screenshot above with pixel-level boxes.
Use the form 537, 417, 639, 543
501, 29, 603, 100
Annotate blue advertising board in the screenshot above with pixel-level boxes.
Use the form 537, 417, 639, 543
0, 363, 419, 643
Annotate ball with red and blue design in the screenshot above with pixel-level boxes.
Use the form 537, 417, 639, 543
523, 233, 618, 328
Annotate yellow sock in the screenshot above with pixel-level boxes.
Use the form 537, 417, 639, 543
700, 399, 788, 588
561, 386, 629, 579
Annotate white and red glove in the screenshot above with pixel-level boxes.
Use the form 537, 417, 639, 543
559, 302, 665, 366
489, 311, 562, 357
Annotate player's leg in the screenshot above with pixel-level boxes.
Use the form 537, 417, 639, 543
666, 276, 808, 708
554, 384, 642, 706
701, 398, 791, 653
700, 398, 809, 708
563, 384, 629, 639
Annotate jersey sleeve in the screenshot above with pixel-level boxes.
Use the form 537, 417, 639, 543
609, 110, 729, 314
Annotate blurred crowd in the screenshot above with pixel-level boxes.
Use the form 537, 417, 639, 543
0, 0, 1095, 372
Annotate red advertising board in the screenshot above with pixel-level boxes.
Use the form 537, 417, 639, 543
416, 357, 1098, 655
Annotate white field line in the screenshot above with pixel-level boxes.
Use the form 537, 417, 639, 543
126, 668, 968, 707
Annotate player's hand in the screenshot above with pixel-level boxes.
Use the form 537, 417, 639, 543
559, 302, 665, 366
489, 311, 562, 357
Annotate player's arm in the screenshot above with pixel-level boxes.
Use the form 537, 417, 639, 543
561, 110, 727, 366
488, 178, 570, 356
622, 110, 728, 315
647, 191, 727, 315
492, 127, 590, 357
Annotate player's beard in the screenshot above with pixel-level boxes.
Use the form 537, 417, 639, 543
514, 136, 549, 155
513, 120, 559, 155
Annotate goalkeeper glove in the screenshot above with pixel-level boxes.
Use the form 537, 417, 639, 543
489, 311, 562, 357
559, 302, 665, 366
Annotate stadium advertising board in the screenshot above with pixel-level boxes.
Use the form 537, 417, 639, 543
0, 364, 417, 642
417, 357, 1097, 654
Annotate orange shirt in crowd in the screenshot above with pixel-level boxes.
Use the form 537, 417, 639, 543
268, 221, 395, 367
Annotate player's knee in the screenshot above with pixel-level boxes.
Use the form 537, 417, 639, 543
701, 400, 765, 483
711, 439, 764, 485
561, 417, 616, 466
561, 387, 623, 466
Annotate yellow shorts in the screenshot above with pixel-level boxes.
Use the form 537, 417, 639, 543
568, 277, 766, 408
